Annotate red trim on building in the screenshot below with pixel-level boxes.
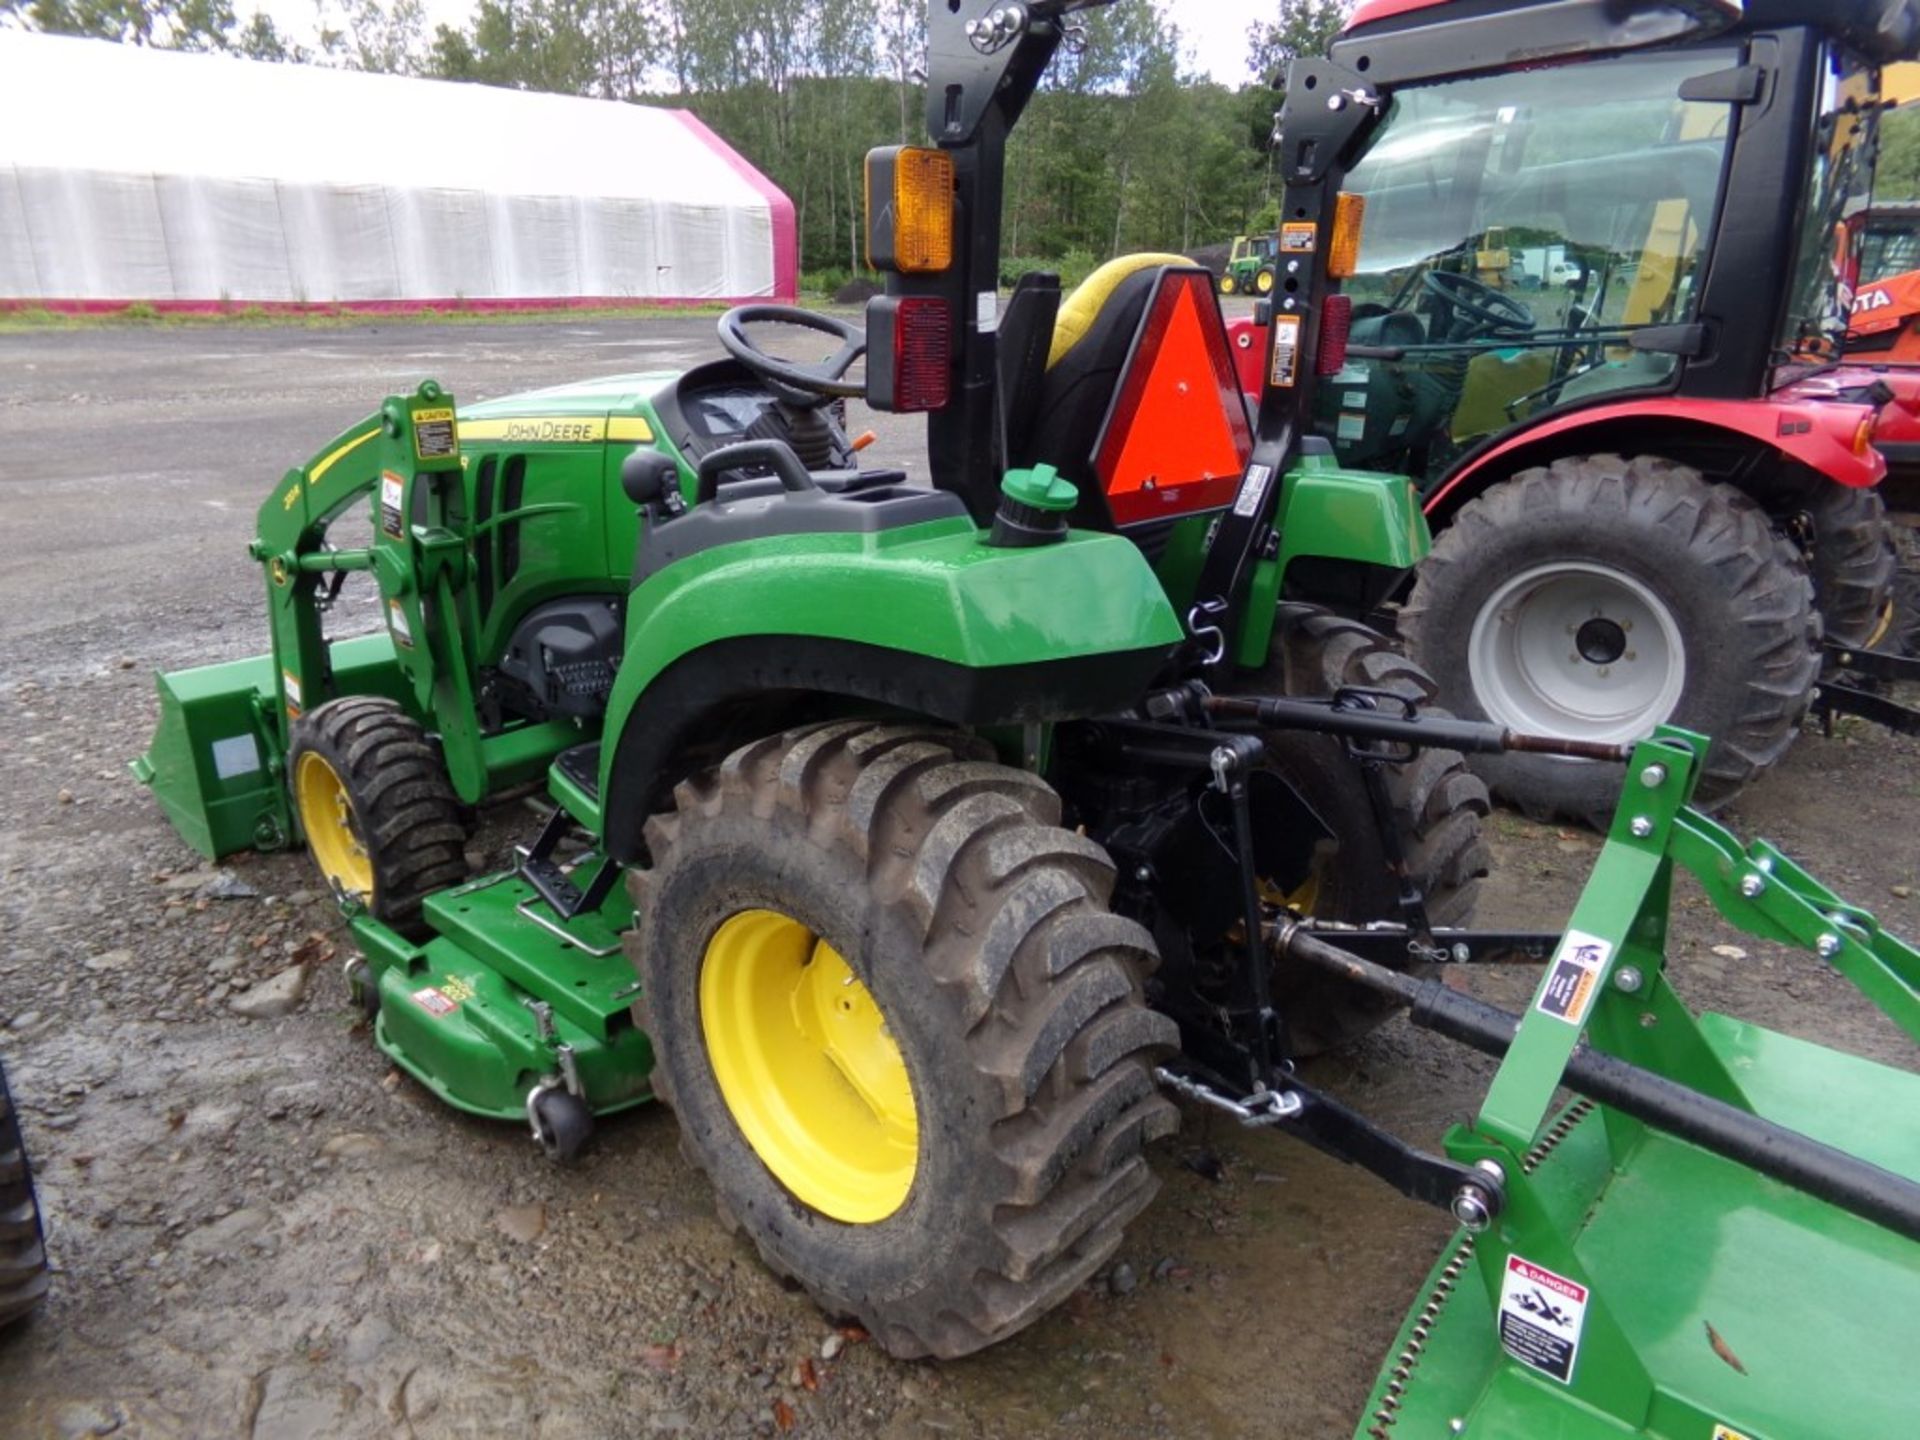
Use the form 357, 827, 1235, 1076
1, 295, 765, 318
673, 109, 799, 303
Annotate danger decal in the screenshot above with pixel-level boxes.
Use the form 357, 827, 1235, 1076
1497, 1255, 1588, 1384
1535, 928, 1611, 1026
1280, 222, 1316, 253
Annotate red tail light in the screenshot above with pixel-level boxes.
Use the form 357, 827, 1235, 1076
1317, 295, 1353, 377
865, 296, 952, 413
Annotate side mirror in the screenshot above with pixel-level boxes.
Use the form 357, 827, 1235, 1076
622, 450, 684, 517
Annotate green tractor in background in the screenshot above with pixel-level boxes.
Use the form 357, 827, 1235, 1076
1217, 231, 1280, 296
135, 0, 1920, 1432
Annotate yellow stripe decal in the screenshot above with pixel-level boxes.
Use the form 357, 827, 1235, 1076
309, 428, 379, 483
458, 416, 610, 444
607, 417, 655, 443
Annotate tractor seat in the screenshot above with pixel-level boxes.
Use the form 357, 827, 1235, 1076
1016, 253, 1252, 544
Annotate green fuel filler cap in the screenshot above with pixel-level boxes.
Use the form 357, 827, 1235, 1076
989, 464, 1079, 549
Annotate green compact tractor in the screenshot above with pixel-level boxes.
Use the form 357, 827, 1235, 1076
1218, 232, 1280, 296
136, 0, 1920, 1432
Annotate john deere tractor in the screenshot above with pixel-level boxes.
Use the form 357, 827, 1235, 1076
136, 1, 1920, 1432
1218, 232, 1280, 296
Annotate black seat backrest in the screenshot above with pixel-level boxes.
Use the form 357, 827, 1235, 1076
997, 271, 1062, 466
1019, 253, 1247, 542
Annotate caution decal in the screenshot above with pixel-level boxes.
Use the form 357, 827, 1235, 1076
413, 405, 458, 460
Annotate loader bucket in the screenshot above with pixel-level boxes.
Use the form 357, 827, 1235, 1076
131, 632, 408, 859
1353, 729, 1920, 1440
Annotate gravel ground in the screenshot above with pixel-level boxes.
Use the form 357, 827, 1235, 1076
0, 318, 1916, 1440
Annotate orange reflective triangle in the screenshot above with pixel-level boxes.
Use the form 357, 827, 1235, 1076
1095, 271, 1254, 528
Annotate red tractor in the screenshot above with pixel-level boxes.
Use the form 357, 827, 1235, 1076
1837, 200, 1920, 650
1230, 0, 1912, 823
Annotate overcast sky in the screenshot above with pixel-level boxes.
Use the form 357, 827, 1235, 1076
258, 0, 1276, 86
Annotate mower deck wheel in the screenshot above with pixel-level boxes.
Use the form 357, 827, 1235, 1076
529, 1087, 593, 1164
1403, 454, 1819, 825
0, 1058, 50, 1329
288, 698, 467, 938
628, 721, 1179, 1360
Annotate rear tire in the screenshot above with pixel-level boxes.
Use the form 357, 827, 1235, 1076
0, 1059, 50, 1329
1798, 483, 1895, 648
1402, 455, 1819, 826
1244, 604, 1491, 1052
627, 722, 1179, 1359
1254, 267, 1276, 296
289, 698, 467, 939
1880, 520, 1920, 658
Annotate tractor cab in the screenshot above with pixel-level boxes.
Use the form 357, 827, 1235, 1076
1286, 4, 1886, 488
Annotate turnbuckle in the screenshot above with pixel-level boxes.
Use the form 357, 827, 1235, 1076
1155, 1066, 1303, 1128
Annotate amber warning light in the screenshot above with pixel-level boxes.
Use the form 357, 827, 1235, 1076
866, 147, 955, 275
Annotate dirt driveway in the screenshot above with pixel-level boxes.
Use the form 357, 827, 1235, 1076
1, 319, 1915, 1440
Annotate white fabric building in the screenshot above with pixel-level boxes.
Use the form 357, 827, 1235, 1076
0, 31, 796, 309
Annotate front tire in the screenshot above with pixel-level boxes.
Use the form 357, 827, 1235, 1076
289, 698, 467, 938
1244, 605, 1491, 1052
627, 722, 1179, 1359
1402, 455, 1819, 825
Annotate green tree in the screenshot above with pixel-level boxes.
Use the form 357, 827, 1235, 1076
1247, 0, 1350, 85
0, 0, 294, 51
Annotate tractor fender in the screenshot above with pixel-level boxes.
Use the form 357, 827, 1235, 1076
595, 522, 1182, 862
1424, 397, 1885, 525
1234, 459, 1431, 669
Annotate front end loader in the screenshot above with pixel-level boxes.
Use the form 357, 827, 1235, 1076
132, 0, 1920, 1431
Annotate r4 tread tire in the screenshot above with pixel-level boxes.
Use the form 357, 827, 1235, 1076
1402, 454, 1819, 825
1798, 482, 1896, 649
1245, 604, 1491, 1052
0, 1059, 50, 1328
626, 722, 1180, 1360
288, 698, 467, 938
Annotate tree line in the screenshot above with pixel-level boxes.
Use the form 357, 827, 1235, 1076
0, 0, 1356, 283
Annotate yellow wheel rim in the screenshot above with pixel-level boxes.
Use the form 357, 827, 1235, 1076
294, 751, 374, 901
1255, 269, 1275, 295
1260, 872, 1322, 918
1219, 273, 1237, 295
700, 910, 918, 1224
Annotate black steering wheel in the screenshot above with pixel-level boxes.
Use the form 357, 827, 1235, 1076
1422, 270, 1535, 338
718, 305, 867, 408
